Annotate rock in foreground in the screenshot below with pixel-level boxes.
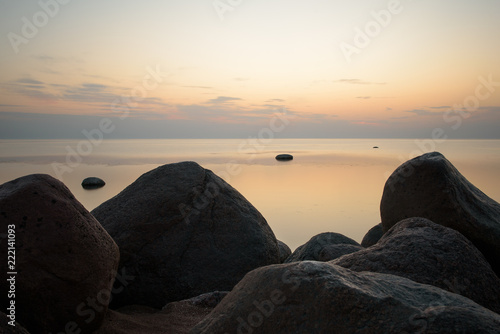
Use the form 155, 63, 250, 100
285, 232, 360, 263
192, 261, 500, 334
333, 217, 500, 314
0, 174, 119, 333
381, 152, 500, 275
92, 161, 280, 309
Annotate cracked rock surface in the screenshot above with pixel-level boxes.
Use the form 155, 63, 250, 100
92, 161, 280, 309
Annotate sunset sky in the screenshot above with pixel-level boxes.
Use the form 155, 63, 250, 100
1, 0, 499, 138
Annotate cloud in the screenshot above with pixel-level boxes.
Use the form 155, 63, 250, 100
265, 99, 285, 103
15, 78, 44, 85
335, 79, 386, 85
234, 77, 250, 81
405, 109, 443, 116
427, 106, 451, 109
356, 96, 371, 99
182, 86, 213, 90
206, 96, 243, 105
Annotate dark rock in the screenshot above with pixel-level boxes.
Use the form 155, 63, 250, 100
285, 232, 360, 263
0, 174, 119, 334
191, 261, 500, 334
95, 302, 213, 334
275, 154, 293, 161
318, 244, 362, 261
333, 217, 500, 314
277, 240, 291, 263
1, 312, 30, 334
165, 291, 229, 310
373, 146, 379, 149
81, 177, 106, 189
91, 161, 280, 309
360, 222, 384, 247
380, 152, 500, 275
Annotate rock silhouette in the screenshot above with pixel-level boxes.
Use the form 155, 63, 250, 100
92, 161, 280, 309
381, 152, 500, 276
0, 174, 119, 334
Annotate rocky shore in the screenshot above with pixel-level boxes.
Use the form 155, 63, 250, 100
1, 152, 500, 333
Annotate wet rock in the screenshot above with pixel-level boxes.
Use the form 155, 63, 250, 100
81, 177, 106, 189
275, 154, 293, 161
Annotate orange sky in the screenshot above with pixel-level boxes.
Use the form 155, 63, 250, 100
1, 0, 499, 138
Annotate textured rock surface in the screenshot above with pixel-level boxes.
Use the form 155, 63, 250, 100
333, 217, 500, 314
380, 152, 500, 275
92, 161, 280, 308
0, 174, 119, 334
361, 223, 384, 247
192, 261, 500, 334
285, 232, 360, 263
277, 240, 292, 263
318, 244, 363, 261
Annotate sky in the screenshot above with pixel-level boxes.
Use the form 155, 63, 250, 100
0, 0, 499, 139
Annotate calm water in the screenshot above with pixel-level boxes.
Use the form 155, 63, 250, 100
1, 138, 500, 250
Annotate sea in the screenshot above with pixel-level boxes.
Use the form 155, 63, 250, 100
1, 138, 500, 251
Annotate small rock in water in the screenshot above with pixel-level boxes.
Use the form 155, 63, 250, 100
82, 177, 106, 189
276, 154, 293, 161
373, 146, 379, 149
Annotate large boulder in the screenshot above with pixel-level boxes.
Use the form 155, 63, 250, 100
380, 152, 500, 275
91, 161, 280, 308
191, 261, 500, 333
285, 232, 360, 263
333, 217, 500, 314
360, 222, 383, 247
0, 174, 119, 334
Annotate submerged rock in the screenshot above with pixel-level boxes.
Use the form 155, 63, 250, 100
275, 154, 293, 161
191, 261, 500, 334
360, 223, 384, 247
380, 152, 500, 275
333, 217, 500, 314
0, 174, 119, 334
285, 232, 360, 263
92, 161, 280, 309
81, 177, 106, 189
